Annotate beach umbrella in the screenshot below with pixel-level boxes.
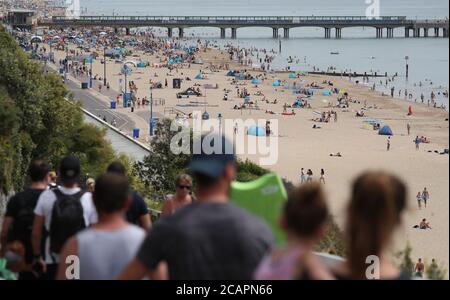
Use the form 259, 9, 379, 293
289, 72, 296, 79
272, 80, 281, 87
123, 60, 137, 67
52, 35, 61, 40
195, 73, 202, 80
30, 36, 43, 43
247, 126, 265, 137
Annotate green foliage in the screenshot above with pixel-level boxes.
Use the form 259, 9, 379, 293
395, 243, 414, 278
0, 27, 117, 193
425, 260, 447, 280
315, 217, 346, 258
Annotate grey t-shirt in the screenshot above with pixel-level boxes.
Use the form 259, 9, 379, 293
77, 225, 145, 280
137, 202, 274, 280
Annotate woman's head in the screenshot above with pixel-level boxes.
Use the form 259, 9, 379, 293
175, 174, 193, 197
282, 183, 329, 242
346, 171, 407, 279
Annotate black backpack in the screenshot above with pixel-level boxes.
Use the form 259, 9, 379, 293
49, 189, 86, 254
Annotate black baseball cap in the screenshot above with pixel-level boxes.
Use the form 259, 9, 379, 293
59, 156, 81, 184
189, 133, 236, 179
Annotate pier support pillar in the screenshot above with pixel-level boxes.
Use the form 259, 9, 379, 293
168, 28, 173, 38
114, 27, 118, 34
434, 28, 439, 37
405, 28, 410, 38
283, 28, 290, 38
413, 28, 420, 37
178, 28, 184, 38
324, 28, 331, 39
443, 28, 449, 38
272, 28, 279, 39
231, 28, 237, 39
220, 28, 226, 39
387, 28, 394, 38
376, 28, 383, 38
126, 28, 130, 35
335, 28, 342, 39
424, 28, 429, 37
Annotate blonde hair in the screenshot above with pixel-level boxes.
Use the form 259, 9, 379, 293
175, 174, 193, 186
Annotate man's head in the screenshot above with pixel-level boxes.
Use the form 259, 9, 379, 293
418, 258, 422, 262
93, 173, 131, 214
189, 134, 236, 199
107, 161, 127, 176
59, 156, 80, 186
28, 160, 51, 183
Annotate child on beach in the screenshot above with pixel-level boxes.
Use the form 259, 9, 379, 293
320, 169, 326, 184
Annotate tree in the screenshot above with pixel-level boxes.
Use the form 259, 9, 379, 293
0, 26, 119, 195
426, 259, 447, 280
395, 243, 414, 278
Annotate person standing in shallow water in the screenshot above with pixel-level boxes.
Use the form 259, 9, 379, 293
161, 174, 194, 217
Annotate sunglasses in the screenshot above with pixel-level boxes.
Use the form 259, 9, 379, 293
178, 185, 192, 190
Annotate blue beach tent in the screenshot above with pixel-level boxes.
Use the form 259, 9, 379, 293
247, 126, 265, 137
378, 125, 393, 136
322, 90, 331, 96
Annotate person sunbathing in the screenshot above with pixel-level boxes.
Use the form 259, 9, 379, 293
415, 219, 432, 229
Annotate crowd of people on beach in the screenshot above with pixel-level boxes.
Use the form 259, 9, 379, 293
1, 133, 435, 280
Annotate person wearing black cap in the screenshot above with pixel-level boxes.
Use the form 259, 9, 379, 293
119, 133, 274, 280
31, 156, 98, 280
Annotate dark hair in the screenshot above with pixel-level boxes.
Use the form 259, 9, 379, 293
107, 161, 127, 176
346, 171, 406, 279
284, 183, 329, 237
28, 160, 50, 182
93, 173, 130, 213
193, 172, 219, 188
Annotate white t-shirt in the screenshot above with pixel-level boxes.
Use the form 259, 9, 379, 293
34, 186, 98, 264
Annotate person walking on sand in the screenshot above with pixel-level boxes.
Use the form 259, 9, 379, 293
407, 123, 411, 136
300, 168, 306, 184
414, 258, 425, 278
414, 136, 420, 150
387, 137, 391, 151
422, 188, 430, 208
306, 169, 313, 182
416, 191, 422, 209
319, 169, 326, 184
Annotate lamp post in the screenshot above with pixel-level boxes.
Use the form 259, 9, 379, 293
103, 46, 107, 86
218, 113, 223, 136
149, 86, 154, 136
65, 41, 69, 82
405, 55, 409, 80
89, 54, 93, 88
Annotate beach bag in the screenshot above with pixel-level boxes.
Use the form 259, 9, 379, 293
49, 190, 86, 255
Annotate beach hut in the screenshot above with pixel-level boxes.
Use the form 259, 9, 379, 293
247, 126, 265, 137
322, 90, 331, 96
289, 72, 296, 79
195, 73, 202, 80
378, 125, 393, 136
231, 173, 288, 244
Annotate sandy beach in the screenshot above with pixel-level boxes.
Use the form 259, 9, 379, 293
43, 37, 449, 273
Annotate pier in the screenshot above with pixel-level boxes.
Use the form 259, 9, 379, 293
36, 15, 450, 39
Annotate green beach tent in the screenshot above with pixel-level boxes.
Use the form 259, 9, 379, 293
231, 173, 288, 244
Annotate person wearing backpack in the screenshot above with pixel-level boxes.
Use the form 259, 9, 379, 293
31, 156, 98, 280
0, 160, 51, 280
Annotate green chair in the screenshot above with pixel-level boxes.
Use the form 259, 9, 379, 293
231, 173, 288, 244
